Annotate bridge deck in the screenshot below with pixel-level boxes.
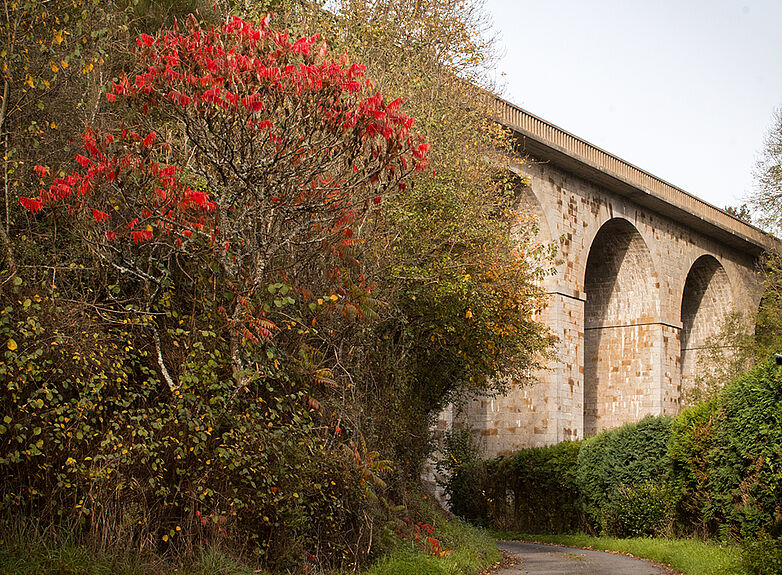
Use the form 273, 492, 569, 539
490, 96, 778, 255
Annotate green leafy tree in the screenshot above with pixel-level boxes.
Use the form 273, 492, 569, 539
682, 311, 756, 407
753, 109, 782, 234
752, 109, 782, 353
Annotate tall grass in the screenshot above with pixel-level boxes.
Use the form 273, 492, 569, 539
0, 519, 265, 575
0, 516, 498, 575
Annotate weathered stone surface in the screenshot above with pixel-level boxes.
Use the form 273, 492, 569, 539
454, 100, 771, 457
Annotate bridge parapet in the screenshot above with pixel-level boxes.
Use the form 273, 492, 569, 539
489, 96, 779, 255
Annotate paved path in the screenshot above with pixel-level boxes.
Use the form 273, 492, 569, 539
495, 541, 669, 575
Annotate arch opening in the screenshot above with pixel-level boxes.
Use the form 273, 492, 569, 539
680, 255, 733, 402
510, 174, 553, 246
583, 218, 660, 436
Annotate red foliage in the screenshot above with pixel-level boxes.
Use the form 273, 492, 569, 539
20, 13, 427, 360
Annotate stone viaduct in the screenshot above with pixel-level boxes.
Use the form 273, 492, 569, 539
454, 97, 778, 457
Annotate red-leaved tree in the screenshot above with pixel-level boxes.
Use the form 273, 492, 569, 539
21, 14, 427, 388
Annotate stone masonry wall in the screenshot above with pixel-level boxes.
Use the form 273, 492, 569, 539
457, 156, 764, 457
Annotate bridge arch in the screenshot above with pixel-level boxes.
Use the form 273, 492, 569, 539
680, 254, 733, 396
583, 218, 661, 436
508, 170, 553, 245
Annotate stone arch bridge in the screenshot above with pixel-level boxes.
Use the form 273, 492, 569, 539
456, 97, 778, 457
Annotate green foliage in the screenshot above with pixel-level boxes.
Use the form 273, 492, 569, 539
669, 397, 722, 535
602, 481, 678, 538
704, 360, 782, 539
456, 362, 782, 547
671, 362, 782, 540
498, 441, 583, 533
445, 460, 493, 527
741, 537, 782, 575
0, 275, 367, 571
364, 518, 499, 575
576, 416, 674, 529
446, 441, 583, 533
436, 428, 489, 523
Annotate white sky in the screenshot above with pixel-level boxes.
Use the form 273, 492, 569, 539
483, 0, 782, 211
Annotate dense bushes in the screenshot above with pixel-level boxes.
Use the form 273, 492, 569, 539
449, 441, 582, 533
0, 279, 366, 570
447, 360, 782, 544
576, 415, 674, 534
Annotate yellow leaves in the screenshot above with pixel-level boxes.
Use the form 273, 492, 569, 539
329, 294, 338, 301
317, 298, 324, 305
50, 61, 58, 73
6, 339, 17, 351
465, 309, 473, 319
82, 61, 93, 74
24, 75, 35, 89
61, 59, 68, 69
54, 30, 63, 44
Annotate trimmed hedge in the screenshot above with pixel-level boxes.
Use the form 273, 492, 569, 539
448, 441, 582, 533
446, 360, 782, 543
576, 415, 673, 533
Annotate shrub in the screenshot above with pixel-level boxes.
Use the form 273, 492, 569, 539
445, 460, 494, 527
576, 415, 674, 530
602, 481, 678, 537
0, 279, 366, 571
741, 537, 782, 575
705, 360, 782, 539
499, 441, 583, 533
445, 440, 583, 533
669, 396, 721, 536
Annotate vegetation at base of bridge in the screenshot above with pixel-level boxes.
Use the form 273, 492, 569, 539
444, 359, 782, 575
0, 0, 551, 573
0, 508, 500, 575
494, 532, 744, 575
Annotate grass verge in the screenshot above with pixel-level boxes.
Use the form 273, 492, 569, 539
494, 531, 744, 575
0, 516, 498, 575
363, 520, 501, 575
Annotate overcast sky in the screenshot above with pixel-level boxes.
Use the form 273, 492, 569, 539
483, 0, 782, 211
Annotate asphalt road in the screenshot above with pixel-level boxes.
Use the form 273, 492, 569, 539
495, 541, 670, 575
